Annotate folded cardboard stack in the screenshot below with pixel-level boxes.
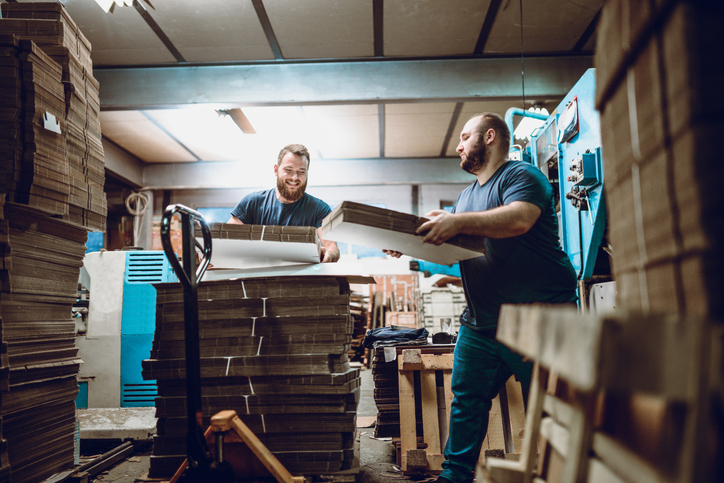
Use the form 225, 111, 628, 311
321, 201, 486, 265
206, 223, 321, 268
143, 276, 361, 478
2, 2, 106, 232
0, 4, 107, 480
0, 203, 86, 483
595, 0, 724, 318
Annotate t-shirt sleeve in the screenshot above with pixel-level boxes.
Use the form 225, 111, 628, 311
313, 200, 332, 228
501, 165, 551, 211
230, 193, 255, 223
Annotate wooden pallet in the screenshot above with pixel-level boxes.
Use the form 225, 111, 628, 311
397, 348, 454, 475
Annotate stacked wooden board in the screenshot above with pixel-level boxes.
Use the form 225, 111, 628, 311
320, 201, 486, 265
0, 3, 107, 481
1, 2, 106, 231
142, 276, 361, 479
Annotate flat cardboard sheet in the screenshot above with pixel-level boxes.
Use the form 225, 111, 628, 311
321, 201, 486, 265
208, 238, 321, 269
202, 261, 376, 284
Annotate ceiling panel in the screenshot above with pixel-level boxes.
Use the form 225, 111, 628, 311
303, 105, 379, 159
100, 111, 198, 162
147, 0, 275, 62
385, 102, 456, 158
265, 0, 374, 59
64, 0, 176, 66
384, 0, 489, 56
484, 0, 603, 54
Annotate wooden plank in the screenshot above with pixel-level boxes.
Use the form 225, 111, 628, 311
398, 369, 417, 470
591, 432, 663, 483
497, 305, 603, 391
420, 370, 441, 455
587, 458, 626, 483
226, 413, 305, 483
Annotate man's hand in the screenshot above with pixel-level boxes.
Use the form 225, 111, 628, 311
320, 245, 340, 263
416, 209, 459, 246
382, 249, 403, 258
320, 237, 340, 263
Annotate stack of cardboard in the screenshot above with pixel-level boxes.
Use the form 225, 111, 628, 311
0, 203, 86, 483
1, 35, 69, 216
0, 199, 11, 482
143, 276, 361, 479
320, 201, 486, 265
595, 0, 724, 318
0, 4, 107, 481
1, 2, 106, 231
208, 223, 319, 243
207, 223, 321, 268
371, 346, 403, 438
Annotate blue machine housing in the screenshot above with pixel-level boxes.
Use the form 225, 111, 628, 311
120, 251, 177, 407
530, 68, 607, 281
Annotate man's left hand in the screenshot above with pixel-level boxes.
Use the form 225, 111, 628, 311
417, 210, 459, 246
320, 244, 340, 263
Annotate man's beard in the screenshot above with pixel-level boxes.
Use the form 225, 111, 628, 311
461, 138, 488, 174
276, 176, 307, 202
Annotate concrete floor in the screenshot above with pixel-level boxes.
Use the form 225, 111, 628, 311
78, 365, 414, 483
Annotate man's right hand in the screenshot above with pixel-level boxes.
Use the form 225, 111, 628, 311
382, 249, 403, 258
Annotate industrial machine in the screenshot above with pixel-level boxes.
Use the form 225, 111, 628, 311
509, 68, 613, 309
76, 250, 177, 409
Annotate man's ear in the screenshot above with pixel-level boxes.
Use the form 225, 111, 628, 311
486, 128, 496, 145
273, 164, 279, 175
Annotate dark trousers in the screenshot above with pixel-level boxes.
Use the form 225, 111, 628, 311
439, 325, 532, 483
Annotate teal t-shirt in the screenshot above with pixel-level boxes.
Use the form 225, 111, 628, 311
454, 161, 577, 331
230, 189, 331, 227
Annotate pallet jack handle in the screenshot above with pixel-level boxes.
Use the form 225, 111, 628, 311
160, 204, 221, 481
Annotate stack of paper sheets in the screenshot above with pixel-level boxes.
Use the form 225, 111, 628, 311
143, 276, 361, 479
321, 201, 486, 265
206, 223, 321, 269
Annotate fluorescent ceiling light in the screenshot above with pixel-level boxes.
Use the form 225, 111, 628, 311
144, 107, 318, 163
95, 0, 134, 14
513, 107, 549, 141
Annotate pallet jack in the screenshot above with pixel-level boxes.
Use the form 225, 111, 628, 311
160, 204, 305, 483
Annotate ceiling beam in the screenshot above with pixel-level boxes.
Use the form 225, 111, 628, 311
141, 159, 474, 190
94, 55, 592, 110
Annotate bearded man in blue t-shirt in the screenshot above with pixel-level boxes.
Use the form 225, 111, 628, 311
387, 112, 576, 483
228, 143, 340, 263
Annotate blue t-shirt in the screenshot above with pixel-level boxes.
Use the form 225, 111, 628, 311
454, 161, 577, 331
230, 189, 332, 228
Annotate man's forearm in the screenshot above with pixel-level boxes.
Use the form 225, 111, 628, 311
453, 203, 540, 239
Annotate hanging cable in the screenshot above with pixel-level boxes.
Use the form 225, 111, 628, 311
125, 190, 152, 247
519, 0, 526, 108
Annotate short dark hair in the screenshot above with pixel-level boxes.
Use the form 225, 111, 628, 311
469, 112, 511, 151
277, 144, 310, 167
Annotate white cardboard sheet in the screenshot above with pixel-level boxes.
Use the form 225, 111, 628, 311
321, 221, 485, 265
207, 238, 321, 269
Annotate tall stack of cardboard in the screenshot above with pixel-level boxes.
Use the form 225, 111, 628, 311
142, 276, 361, 479
0, 203, 86, 483
1, 2, 106, 232
0, 201, 10, 481
0, 3, 106, 481
595, 0, 724, 319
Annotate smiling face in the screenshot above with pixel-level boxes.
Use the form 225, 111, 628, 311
274, 151, 308, 203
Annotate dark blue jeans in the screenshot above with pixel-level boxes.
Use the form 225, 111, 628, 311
439, 325, 532, 483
